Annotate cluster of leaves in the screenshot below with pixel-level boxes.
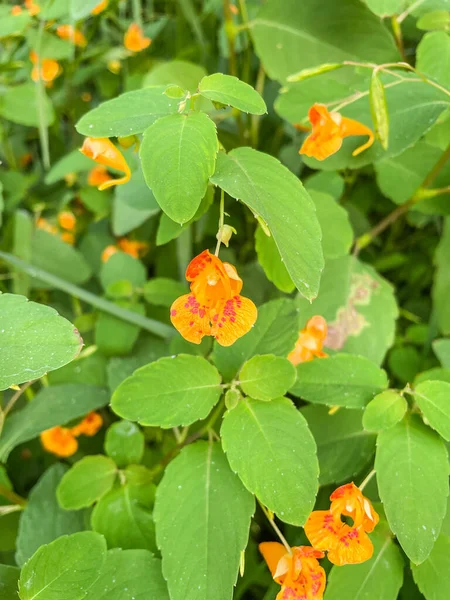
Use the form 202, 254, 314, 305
2, 0, 450, 599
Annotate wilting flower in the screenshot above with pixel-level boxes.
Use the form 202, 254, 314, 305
56, 25, 87, 47
288, 315, 328, 366
299, 104, 374, 161
25, 0, 40, 15
80, 137, 131, 190
260, 542, 326, 600
71, 411, 103, 437
124, 23, 151, 52
170, 249, 257, 346
305, 482, 379, 566
40, 427, 78, 457
91, 0, 108, 15
30, 51, 61, 85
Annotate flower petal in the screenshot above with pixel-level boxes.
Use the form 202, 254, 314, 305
40, 427, 78, 457
211, 294, 257, 347
259, 542, 289, 581
170, 293, 211, 344
304, 510, 341, 552
327, 524, 374, 566
80, 137, 131, 190
300, 133, 343, 161
340, 117, 375, 156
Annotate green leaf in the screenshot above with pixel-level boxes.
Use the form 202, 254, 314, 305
48, 353, 107, 387
0, 294, 82, 390
95, 302, 145, 356
154, 442, 255, 600
303, 405, 376, 486
370, 71, 390, 150
70, 0, 101, 20
363, 390, 408, 432
254, 226, 295, 293
140, 112, 218, 224
0, 565, 19, 600
198, 73, 267, 114
111, 354, 222, 428
57, 456, 117, 510
143, 278, 188, 307
210, 148, 324, 300
84, 549, 169, 600
27, 29, 72, 60
310, 191, 353, 259
144, 60, 207, 91
0, 384, 109, 461
18, 532, 107, 600
239, 355, 297, 401
412, 534, 450, 600
104, 420, 145, 467
222, 397, 318, 525
414, 367, 450, 386
100, 252, 146, 290
417, 9, 450, 30
44, 150, 93, 185
0, 83, 54, 127
434, 218, 450, 335
291, 354, 388, 408
325, 523, 404, 599
76, 87, 179, 137
417, 31, 450, 89
433, 338, 450, 367
413, 380, 450, 441
212, 298, 299, 381
363, 0, 404, 16
375, 415, 450, 564
91, 485, 156, 552
296, 255, 398, 365
112, 168, 160, 236
16, 464, 85, 567
250, 0, 398, 82
0, 13, 31, 38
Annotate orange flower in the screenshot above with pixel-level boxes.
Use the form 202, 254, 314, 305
25, 0, 40, 15
300, 104, 374, 161
288, 316, 328, 366
101, 245, 119, 263
61, 231, 75, 245
71, 411, 103, 437
87, 165, 110, 187
260, 542, 326, 600
30, 51, 61, 84
91, 0, 108, 15
124, 23, 151, 52
170, 249, 257, 346
56, 25, 87, 47
11, 5, 22, 15
305, 482, 379, 566
37, 217, 58, 235
58, 211, 76, 231
40, 427, 78, 457
80, 138, 131, 190
118, 237, 148, 258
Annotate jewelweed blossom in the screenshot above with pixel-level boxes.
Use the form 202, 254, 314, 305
40, 412, 103, 457
30, 51, 61, 85
288, 315, 328, 366
80, 137, 131, 190
124, 23, 151, 52
56, 25, 87, 48
91, 0, 108, 15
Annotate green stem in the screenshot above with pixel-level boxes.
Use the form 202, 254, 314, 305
359, 468, 376, 492
258, 499, 292, 554
214, 189, 225, 256
0, 485, 27, 507
0, 251, 174, 339
223, 0, 238, 77
251, 64, 265, 147
132, 0, 143, 28
35, 19, 50, 170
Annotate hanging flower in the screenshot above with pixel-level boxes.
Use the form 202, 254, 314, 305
170, 249, 257, 346
288, 315, 328, 366
305, 482, 379, 566
40, 427, 78, 457
56, 25, 87, 48
124, 23, 152, 52
71, 411, 103, 437
91, 0, 108, 15
80, 137, 131, 190
25, 0, 40, 15
260, 542, 326, 600
30, 51, 61, 85
299, 104, 374, 161
87, 165, 110, 187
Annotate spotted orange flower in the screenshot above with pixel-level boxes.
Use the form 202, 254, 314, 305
288, 316, 328, 366
11, 5, 22, 15
260, 542, 326, 600
305, 482, 379, 566
80, 138, 131, 190
25, 0, 40, 15
91, 0, 108, 14
30, 51, 61, 84
58, 211, 76, 231
170, 250, 257, 346
71, 411, 103, 437
56, 25, 87, 47
300, 104, 374, 161
124, 23, 151, 52
40, 427, 78, 457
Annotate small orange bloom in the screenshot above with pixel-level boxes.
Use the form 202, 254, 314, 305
56, 25, 87, 47
61, 231, 75, 245
300, 104, 374, 161
80, 138, 131, 190
118, 237, 148, 258
91, 0, 108, 15
87, 165, 110, 187
71, 411, 103, 437
288, 316, 328, 366
101, 245, 119, 263
25, 0, 40, 15
58, 211, 76, 231
260, 542, 326, 600
124, 23, 151, 52
40, 427, 78, 457
30, 51, 61, 84
305, 482, 379, 566
37, 217, 58, 235
11, 5, 22, 15
170, 250, 257, 346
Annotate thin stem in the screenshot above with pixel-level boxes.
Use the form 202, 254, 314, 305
421, 143, 450, 187
251, 64, 266, 148
0, 251, 173, 339
35, 20, 50, 170
0, 484, 27, 507
215, 189, 225, 256
391, 16, 406, 62
258, 500, 292, 554
223, 0, 238, 77
397, 0, 426, 23
132, 0, 143, 28
359, 469, 376, 492
2, 380, 35, 422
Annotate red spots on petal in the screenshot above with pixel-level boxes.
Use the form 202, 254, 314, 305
171, 309, 177, 316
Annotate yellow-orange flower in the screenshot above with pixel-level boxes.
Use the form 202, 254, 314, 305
288, 316, 328, 366
101, 245, 119, 263
87, 165, 110, 187
25, 0, 40, 15
58, 211, 76, 231
71, 411, 103, 437
11, 5, 22, 15
124, 23, 151, 52
80, 137, 131, 190
56, 25, 87, 47
305, 482, 379, 566
37, 217, 58, 235
118, 237, 148, 258
40, 427, 78, 457
300, 104, 374, 161
170, 249, 257, 347
91, 0, 108, 14
61, 231, 75, 245
260, 542, 326, 600
30, 51, 61, 84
